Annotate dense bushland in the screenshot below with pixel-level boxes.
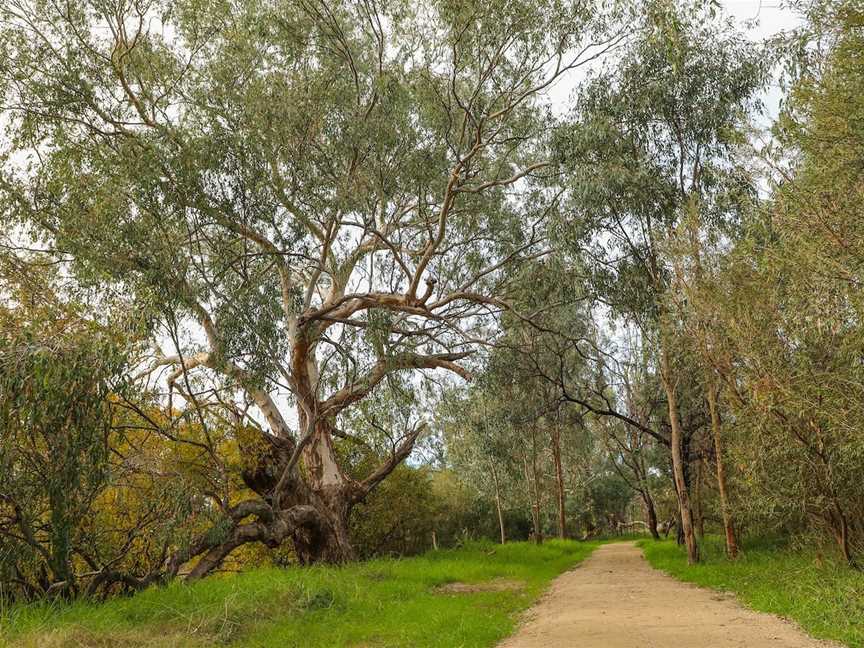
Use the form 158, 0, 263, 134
1, 0, 862, 616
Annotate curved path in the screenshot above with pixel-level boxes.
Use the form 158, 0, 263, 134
499, 542, 839, 648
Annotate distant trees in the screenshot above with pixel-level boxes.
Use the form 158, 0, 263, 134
441, 389, 516, 545
442, 258, 643, 542
447, 0, 864, 569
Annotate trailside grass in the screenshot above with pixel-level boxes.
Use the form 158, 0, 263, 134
1, 539, 597, 648
639, 536, 864, 648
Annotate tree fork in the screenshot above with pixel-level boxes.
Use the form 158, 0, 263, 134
642, 490, 660, 540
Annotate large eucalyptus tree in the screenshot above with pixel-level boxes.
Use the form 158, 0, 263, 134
0, 0, 624, 575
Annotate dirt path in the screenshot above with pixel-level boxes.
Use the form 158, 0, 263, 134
499, 542, 839, 648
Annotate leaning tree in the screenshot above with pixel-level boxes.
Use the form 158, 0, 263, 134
0, 0, 624, 576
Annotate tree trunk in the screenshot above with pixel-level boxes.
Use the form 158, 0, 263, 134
551, 419, 566, 539
523, 450, 542, 545
490, 461, 506, 544
660, 344, 699, 564
706, 379, 739, 559
693, 455, 705, 539
48, 492, 75, 597
230, 419, 359, 570
663, 517, 675, 539
828, 503, 859, 569
166, 349, 427, 581
159, 333, 430, 583
837, 515, 853, 567
291, 495, 355, 564
293, 418, 357, 563
642, 490, 660, 540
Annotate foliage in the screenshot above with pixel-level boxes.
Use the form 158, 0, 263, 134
0, 266, 276, 599
683, 0, 864, 564
0, 0, 626, 573
0, 293, 133, 598
349, 462, 438, 559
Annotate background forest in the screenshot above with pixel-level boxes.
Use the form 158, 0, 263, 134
0, 0, 862, 605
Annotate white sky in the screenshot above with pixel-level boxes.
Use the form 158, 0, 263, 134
722, 0, 800, 32
723, 0, 802, 122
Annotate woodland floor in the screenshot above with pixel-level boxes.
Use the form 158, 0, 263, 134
1, 540, 596, 647
499, 542, 841, 648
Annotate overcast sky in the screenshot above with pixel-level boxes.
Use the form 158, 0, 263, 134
722, 0, 800, 34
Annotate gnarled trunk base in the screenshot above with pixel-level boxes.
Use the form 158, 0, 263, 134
292, 494, 355, 564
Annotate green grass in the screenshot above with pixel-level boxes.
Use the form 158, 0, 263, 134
1, 539, 598, 648
639, 536, 864, 648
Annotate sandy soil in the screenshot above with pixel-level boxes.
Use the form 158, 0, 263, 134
434, 578, 526, 594
499, 542, 840, 648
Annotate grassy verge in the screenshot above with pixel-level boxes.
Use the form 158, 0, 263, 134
638, 536, 864, 647
1, 539, 597, 648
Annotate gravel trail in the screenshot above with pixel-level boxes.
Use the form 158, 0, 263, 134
499, 542, 840, 648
